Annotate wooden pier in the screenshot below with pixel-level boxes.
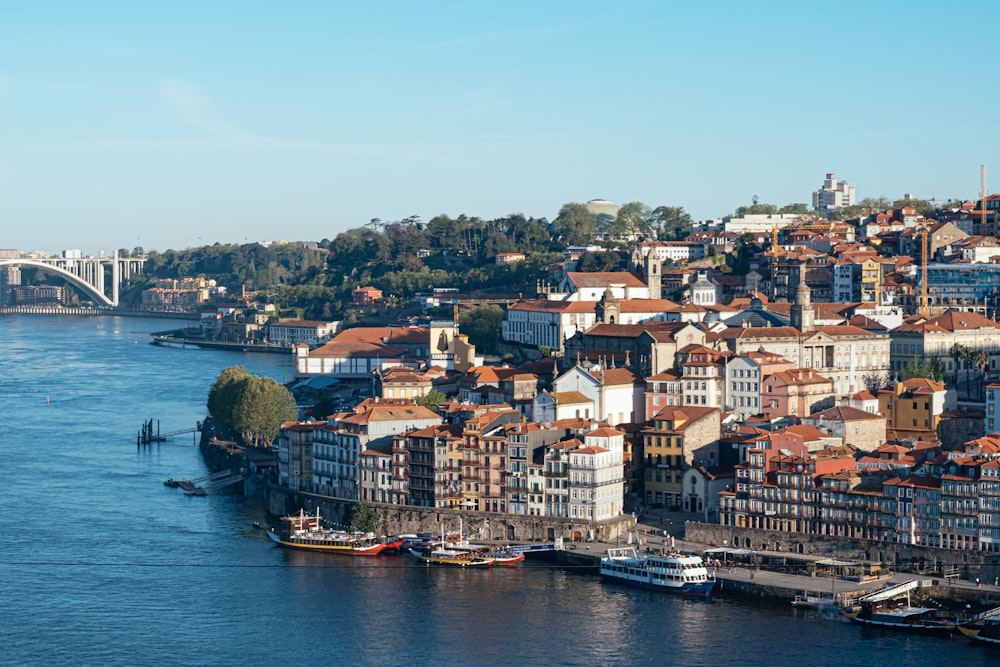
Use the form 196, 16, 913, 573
137, 419, 201, 447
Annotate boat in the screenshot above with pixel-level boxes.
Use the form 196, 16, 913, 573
408, 519, 496, 566
183, 486, 207, 496
409, 543, 495, 567
599, 546, 715, 597
958, 606, 1000, 645
163, 478, 180, 488
791, 594, 838, 610
840, 580, 959, 634
265, 508, 390, 556
489, 547, 525, 566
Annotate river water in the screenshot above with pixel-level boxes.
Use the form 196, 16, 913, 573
0, 315, 989, 666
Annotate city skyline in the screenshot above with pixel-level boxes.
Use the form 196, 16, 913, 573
3, 1, 1000, 256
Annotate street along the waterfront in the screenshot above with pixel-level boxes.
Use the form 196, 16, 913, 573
0, 314, 991, 666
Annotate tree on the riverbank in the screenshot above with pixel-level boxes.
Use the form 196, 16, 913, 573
350, 500, 380, 534
207, 365, 298, 447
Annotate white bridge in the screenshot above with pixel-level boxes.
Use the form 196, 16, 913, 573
0, 251, 146, 307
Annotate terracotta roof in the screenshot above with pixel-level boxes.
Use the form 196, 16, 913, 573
807, 405, 885, 421
567, 272, 647, 288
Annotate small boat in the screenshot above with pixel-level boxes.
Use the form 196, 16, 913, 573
183, 487, 207, 496
266, 508, 391, 556
599, 547, 715, 597
252, 521, 265, 530
958, 606, 1000, 645
791, 594, 838, 610
163, 478, 180, 488
489, 548, 525, 566
841, 580, 959, 634
409, 544, 495, 567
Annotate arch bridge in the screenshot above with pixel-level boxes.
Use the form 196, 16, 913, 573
0, 252, 146, 307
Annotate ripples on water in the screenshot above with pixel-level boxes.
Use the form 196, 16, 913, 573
0, 316, 992, 666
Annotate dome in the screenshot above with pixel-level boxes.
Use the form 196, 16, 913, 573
749, 296, 763, 310
704, 311, 721, 324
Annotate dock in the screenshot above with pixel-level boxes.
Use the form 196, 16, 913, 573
164, 469, 243, 496
138, 418, 201, 446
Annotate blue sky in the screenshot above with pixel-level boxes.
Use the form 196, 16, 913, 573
2, 1, 999, 255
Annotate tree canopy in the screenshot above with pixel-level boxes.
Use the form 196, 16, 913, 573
207, 365, 298, 447
350, 500, 380, 533
459, 304, 505, 355
552, 203, 598, 246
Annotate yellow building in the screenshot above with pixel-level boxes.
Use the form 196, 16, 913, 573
641, 406, 720, 509
877, 378, 949, 442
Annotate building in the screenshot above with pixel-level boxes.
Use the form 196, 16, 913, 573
294, 326, 431, 377
761, 368, 835, 419
311, 400, 442, 499
890, 310, 1000, 382
811, 172, 856, 218
878, 378, 954, 441
725, 351, 797, 420
265, 319, 339, 347
801, 405, 886, 452
641, 406, 721, 508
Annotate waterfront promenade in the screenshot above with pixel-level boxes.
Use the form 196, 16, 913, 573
556, 508, 1000, 609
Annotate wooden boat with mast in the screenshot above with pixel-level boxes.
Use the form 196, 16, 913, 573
266, 508, 391, 556
840, 581, 959, 634
959, 606, 1000, 645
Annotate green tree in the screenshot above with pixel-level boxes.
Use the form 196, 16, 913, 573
207, 365, 251, 425
459, 304, 505, 354
892, 198, 936, 217
735, 200, 778, 217
831, 197, 893, 221
610, 201, 651, 239
414, 389, 449, 410
552, 203, 597, 246
950, 343, 967, 390
975, 348, 991, 399
649, 206, 692, 240
577, 250, 622, 272
350, 500, 380, 534
223, 374, 298, 447
778, 203, 811, 214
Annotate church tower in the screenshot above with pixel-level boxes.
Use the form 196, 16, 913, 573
790, 263, 814, 331
596, 287, 621, 324
644, 252, 662, 300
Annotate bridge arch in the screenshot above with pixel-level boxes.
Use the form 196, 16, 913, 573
0, 259, 113, 307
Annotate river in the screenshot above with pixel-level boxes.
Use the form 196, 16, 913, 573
0, 315, 989, 666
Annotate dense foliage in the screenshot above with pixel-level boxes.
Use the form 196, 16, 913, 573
207, 365, 298, 447
350, 500, 380, 533
116, 201, 692, 319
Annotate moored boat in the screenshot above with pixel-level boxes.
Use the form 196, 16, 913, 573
409, 544, 495, 567
840, 580, 959, 634
599, 547, 715, 597
490, 548, 525, 566
959, 606, 1000, 645
791, 594, 838, 610
266, 508, 391, 556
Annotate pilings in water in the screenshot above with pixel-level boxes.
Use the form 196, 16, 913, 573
137, 418, 162, 447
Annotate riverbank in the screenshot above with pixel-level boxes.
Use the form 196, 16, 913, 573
151, 330, 291, 353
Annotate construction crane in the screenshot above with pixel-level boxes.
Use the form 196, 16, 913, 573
919, 225, 930, 318
979, 164, 997, 236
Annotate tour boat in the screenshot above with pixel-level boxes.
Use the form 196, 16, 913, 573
489, 547, 525, 566
266, 508, 389, 556
840, 580, 959, 634
409, 543, 495, 567
958, 607, 1000, 645
599, 547, 715, 597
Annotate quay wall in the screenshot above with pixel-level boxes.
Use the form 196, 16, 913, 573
263, 483, 636, 544
687, 522, 1000, 583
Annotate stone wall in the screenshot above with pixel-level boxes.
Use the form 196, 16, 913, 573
265, 482, 636, 543
686, 521, 1000, 581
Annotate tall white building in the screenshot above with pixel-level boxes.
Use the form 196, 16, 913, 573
812, 172, 856, 218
